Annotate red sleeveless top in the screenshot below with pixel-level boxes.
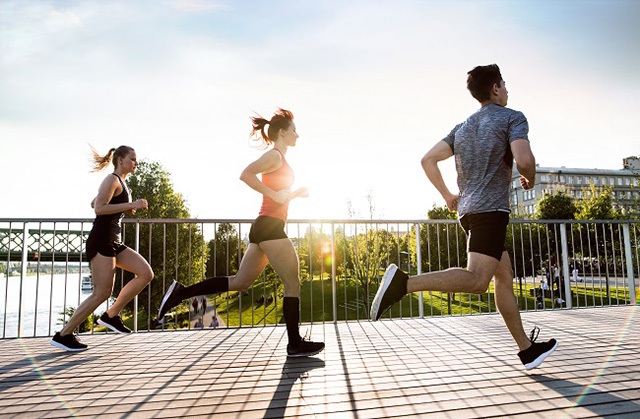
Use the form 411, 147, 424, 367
259, 149, 294, 221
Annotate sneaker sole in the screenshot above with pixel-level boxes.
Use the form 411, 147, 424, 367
287, 346, 325, 358
49, 339, 88, 352
97, 319, 132, 335
157, 280, 178, 319
370, 264, 398, 321
525, 340, 558, 370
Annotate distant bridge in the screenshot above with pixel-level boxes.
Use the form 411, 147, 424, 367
0, 226, 90, 263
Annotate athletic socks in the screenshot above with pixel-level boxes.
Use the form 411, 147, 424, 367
283, 297, 302, 344
180, 276, 229, 300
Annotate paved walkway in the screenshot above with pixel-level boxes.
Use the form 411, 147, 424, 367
0, 306, 638, 418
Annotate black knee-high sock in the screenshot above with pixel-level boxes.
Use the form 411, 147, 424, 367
283, 297, 302, 345
178, 277, 229, 300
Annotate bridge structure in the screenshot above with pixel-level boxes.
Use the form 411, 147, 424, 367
0, 221, 91, 264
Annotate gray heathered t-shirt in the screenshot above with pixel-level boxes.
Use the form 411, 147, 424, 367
442, 104, 529, 218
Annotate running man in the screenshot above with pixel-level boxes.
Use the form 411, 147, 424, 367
370, 64, 557, 370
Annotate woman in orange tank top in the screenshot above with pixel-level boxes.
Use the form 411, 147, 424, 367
154, 109, 324, 358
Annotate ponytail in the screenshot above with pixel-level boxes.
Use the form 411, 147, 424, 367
250, 108, 294, 148
89, 144, 134, 172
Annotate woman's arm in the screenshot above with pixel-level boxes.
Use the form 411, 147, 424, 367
93, 176, 148, 215
239, 150, 290, 204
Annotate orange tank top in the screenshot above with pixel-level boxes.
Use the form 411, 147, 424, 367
259, 149, 294, 221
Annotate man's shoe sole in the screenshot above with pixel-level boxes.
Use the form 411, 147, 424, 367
97, 319, 131, 335
524, 340, 558, 370
287, 346, 325, 358
157, 280, 178, 319
49, 339, 88, 352
370, 264, 398, 321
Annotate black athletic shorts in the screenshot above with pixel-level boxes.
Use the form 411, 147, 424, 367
459, 211, 509, 261
86, 234, 128, 261
249, 215, 288, 244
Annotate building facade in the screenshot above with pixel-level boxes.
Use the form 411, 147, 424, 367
510, 156, 639, 216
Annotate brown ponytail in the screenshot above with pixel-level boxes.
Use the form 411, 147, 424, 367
250, 108, 294, 148
89, 144, 134, 172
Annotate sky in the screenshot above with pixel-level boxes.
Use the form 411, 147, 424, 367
1, 0, 639, 221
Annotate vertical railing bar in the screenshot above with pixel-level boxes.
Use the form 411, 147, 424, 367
617, 224, 625, 304
320, 223, 325, 324
147, 223, 152, 331
3, 222, 12, 338
309, 223, 313, 324
559, 223, 572, 309
76, 222, 82, 331
527, 223, 535, 312
48, 222, 56, 336
354, 223, 359, 321
162, 223, 166, 330
622, 223, 636, 305
510, 223, 518, 315
426, 222, 433, 316
16, 222, 28, 338
61, 223, 70, 333
535, 222, 544, 311
174, 224, 179, 330
586, 222, 595, 307
577, 223, 586, 307
569, 221, 576, 308
595, 223, 604, 306
518, 223, 527, 311
415, 223, 423, 318
133, 221, 139, 332
609, 224, 617, 305
331, 223, 337, 323
34, 222, 43, 336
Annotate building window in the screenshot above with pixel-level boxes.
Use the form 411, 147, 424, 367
625, 178, 631, 186
560, 175, 565, 183
568, 176, 574, 184
610, 177, 615, 185
618, 178, 623, 186
576, 176, 582, 185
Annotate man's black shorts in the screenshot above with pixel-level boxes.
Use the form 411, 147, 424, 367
459, 211, 509, 261
249, 215, 288, 244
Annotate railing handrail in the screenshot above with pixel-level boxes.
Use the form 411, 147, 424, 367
2, 217, 639, 224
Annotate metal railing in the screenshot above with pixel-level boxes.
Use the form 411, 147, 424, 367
1, 218, 638, 338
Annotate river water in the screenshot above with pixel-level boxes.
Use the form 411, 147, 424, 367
0, 274, 109, 338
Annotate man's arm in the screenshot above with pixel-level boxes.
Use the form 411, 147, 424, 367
511, 139, 536, 190
421, 141, 459, 211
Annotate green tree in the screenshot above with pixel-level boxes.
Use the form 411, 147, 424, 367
206, 223, 242, 277
116, 161, 208, 326
575, 183, 622, 220
535, 191, 576, 220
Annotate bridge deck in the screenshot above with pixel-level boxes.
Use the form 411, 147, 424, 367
0, 306, 638, 418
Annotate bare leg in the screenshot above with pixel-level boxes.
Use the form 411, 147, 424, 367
258, 238, 300, 297
229, 243, 269, 292
107, 248, 154, 317
493, 251, 531, 351
407, 252, 499, 295
60, 254, 115, 336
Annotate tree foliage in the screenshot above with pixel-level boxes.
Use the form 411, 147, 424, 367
575, 183, 622, 220
536, 191, 576, 220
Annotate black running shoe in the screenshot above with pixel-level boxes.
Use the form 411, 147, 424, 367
370, 264, 408, 321
97, 312, 132, 334
156, 280, 185, 321
287, 338, 325, 358
518, 326, 558, 370
50, 332, 88, 352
